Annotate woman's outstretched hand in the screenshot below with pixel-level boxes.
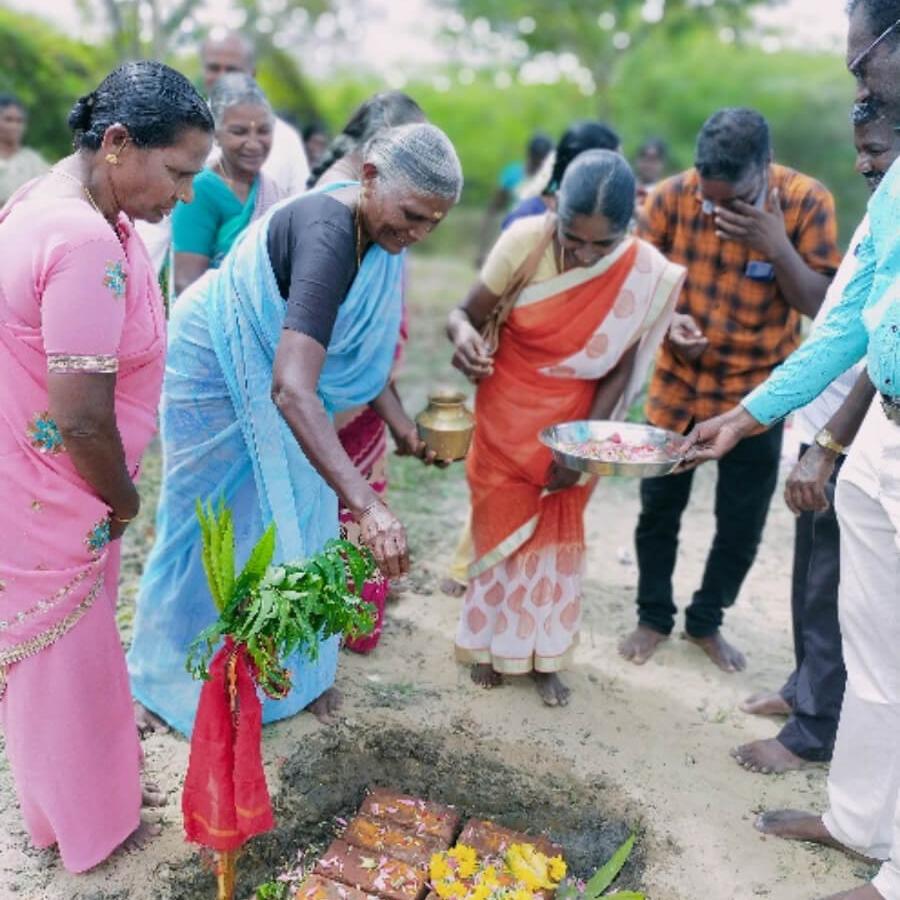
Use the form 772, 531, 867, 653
450, 319, 494, 383
680, 407, 763, 466
358, 500, 410, 578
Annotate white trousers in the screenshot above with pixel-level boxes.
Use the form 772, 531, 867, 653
822, 401, 900, 898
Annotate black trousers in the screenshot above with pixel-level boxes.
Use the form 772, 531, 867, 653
777, 448, 846, 761
634, 422, 784, 638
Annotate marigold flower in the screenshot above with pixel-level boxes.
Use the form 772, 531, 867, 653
430, 854, 452, 884
548, 856, 567, 882
449, 844, 479, 879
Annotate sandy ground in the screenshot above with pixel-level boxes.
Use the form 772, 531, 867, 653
0, 254, 873, 900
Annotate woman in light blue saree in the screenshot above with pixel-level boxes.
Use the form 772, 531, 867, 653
127, 123, 463, 736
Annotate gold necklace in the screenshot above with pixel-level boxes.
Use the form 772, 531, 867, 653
52, 168, 117, 230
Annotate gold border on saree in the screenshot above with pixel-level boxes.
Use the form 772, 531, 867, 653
48, 354, 118, 374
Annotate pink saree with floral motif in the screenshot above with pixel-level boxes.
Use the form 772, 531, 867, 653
0, 180, 165, 871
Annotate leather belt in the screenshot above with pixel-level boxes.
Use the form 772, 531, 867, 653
882, 393, 900, 425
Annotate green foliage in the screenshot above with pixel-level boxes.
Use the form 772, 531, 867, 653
310, 75, 597, 202
254, 880, 288, 900
187, 500, 377, 698
443, 0, 774, 82
584, 833, 634, 896
0, 8, 112, 160
556, 834, 639, 900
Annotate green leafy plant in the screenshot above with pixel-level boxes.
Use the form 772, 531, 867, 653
254, 880, 287, 900
555, 834, 642, 900
187, 499, 377, 697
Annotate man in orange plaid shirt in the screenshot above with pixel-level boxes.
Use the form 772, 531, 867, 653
619, 108, 841, 672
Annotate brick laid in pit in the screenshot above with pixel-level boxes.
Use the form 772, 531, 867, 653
295, 874, 382, 900
343, 815, 449, 869
457, 819, 564, 860
359, 788, 460, 844
314, 838, 428, 900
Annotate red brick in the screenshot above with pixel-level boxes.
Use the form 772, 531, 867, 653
295, 875, 381, 900
359, 788, 460, 844
456, 819, 563, 860
314, 838, 428, 900
344, 815, 447, 869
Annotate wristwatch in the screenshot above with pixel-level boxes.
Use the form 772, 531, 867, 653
814, 427, 846, 456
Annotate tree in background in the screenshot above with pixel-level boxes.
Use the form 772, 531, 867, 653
70, 0, 328, 123
0, 8, 112, 160
438, 0, 783, 104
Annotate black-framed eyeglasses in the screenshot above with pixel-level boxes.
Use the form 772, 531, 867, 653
849, 17, 900, 79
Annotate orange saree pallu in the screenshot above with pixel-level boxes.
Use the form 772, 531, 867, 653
455, 237, 684, 674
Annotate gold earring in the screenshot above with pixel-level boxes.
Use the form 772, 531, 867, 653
105, 153, 119, 165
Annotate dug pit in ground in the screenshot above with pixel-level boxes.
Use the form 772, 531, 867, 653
162, 724, 643, 899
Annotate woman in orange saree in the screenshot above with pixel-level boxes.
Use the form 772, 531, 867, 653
447, 150, 684, 706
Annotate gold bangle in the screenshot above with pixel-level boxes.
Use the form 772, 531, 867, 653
110, 512, 136, 524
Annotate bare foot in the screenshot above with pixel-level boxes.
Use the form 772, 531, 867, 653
142, 782, 167, 808
755, 810, 877, 863
307, 687, 343, 725
440, 577, 467, 598
684, 631, 746, 672
121, 818, 162, 853
532, 672, 571, 707
134, 701, 170, 737
819, 887, 884, 899
618, 625, 668, 665
740, 690, 791, 716
731, 739, 809, 774
471, 664, 502, 689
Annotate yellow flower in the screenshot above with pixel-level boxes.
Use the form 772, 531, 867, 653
448, 881, 468, 898
447, 844, 479, 880
434, 881, 456, 900
480, 866, 499, 888
512, 889, 534, 900
470, 885, 492, 900
548, 856, 567, 883
431, 854, 452, 884
506, 844, 552, 892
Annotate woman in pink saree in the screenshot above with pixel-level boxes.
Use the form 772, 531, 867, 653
0, 62, 212, 873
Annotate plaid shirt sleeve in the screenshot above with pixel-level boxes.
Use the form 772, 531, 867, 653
784, 177, 841, 278
636, 181, 674, 256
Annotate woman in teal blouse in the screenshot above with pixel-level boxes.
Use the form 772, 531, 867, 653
172, 72, 284, 296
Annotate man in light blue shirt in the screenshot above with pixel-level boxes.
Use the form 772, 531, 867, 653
683, 2, 900, 897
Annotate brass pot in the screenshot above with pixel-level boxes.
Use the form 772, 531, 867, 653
415, 390, 475, 461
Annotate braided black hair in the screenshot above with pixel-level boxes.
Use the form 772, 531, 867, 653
544, 120, 621, 195
306, 91, 425, 189
695, 108, 770, 183
68, 61, 213, 151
